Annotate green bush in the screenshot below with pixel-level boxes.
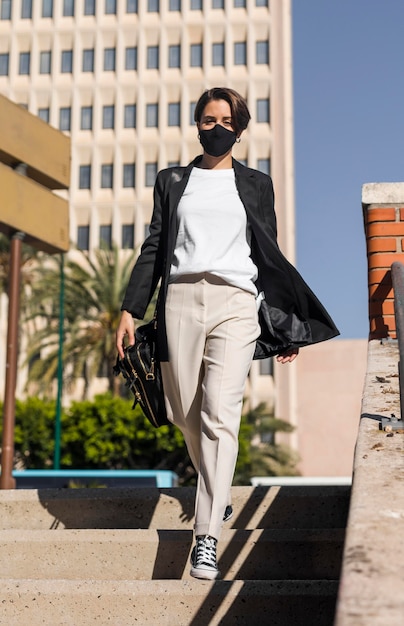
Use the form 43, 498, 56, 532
0, 395, 298, 484
14, 397, 57, 468
0, 395, 188, 477
60, 394, 187, 472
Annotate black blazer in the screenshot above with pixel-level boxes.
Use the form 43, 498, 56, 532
121, 157, 339, 360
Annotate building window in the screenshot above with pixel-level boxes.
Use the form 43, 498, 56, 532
125, 47, 137, 70
189, 101, 196, 125
212, 43, 224, 66
0, 52, 9, 75
190, 44, 202, 67
234, 42, 246, 65
256, 0, 268, 5
77, 225, 89, 250
257, 158, 270, 175
105, 0, 116, 13
213, 0, 224, 7
145, 163, 157, 187
63, 0, 75, 17
84, 0, 95, 14
39, 51, 52, 74
80, 106, 93, 130
147, 46, 159, 70
146, 103, 158, 127
19, 52, 30, 75
38, 108, 50, 123
123, 163, 135, 188
79, 165, 91, 189
147, 0, 159, 11
168, 102, 180, 127
42, 0, 53, 17
122, 224, 134, 249
104, 48, 116, 71
102, 105, 115, 129
168, 161, 180, 168
257, 98, 270, 123
61, 50, 73, 73
101, 164, 113, 189
256, 41, 269, 64
59, 107, 71, 131
169, 0, 181, 10
191, 0, 202, 8
100, 225, 112, 248
82, 49, 94, 72
21, 0, 32, 18
124, 104, 136, 128
168, 44, 181, 68
126, 0, 138, 12
234, 0, 246, 6
1, 0, 11, 19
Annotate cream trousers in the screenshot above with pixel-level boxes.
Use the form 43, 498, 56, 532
160, 273, 260, 540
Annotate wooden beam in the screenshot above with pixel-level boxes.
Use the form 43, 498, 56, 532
0, 163, 69, 253
0, 95, 70, 190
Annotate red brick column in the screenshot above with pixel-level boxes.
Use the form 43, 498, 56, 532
363, 184, 404, 339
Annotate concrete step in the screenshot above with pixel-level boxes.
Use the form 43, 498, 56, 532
0, 485, 351, 530
0, 578, 339, 626
0, 527, 345, 581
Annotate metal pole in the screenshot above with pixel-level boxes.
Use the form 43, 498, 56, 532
0, 231, 24, 489
54, 253, 65, 469
391, 261, 404, 422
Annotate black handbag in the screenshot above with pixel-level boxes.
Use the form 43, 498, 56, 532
113, 319, 169, 428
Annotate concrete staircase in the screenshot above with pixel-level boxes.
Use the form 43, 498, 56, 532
0, 485, 350, 625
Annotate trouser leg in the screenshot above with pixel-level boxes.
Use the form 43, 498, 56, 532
194, 280, 259, 539
161, 275, 259, 541
160, 278, 205, 472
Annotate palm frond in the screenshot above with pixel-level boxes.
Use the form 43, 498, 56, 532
23, 244, 137, 397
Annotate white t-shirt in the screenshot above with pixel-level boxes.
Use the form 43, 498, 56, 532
169, 167, 258, 295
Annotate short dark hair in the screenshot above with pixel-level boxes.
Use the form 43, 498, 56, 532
194, 87, 251, 135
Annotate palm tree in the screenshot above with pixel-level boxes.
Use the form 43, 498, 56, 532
24, 244, 137, 397
234, 402, 300, 483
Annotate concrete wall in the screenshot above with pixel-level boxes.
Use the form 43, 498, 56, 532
335, 339, 404, 626
335, 182, 404, 625
296, 338, 368, 477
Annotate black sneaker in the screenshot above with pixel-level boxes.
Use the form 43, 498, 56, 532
223, 505, 233, 522
190, 535, 220, 580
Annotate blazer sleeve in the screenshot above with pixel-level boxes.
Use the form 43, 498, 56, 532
121, 172, 165, 318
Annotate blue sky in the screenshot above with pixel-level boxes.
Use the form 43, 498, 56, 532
292, 0, 404, 338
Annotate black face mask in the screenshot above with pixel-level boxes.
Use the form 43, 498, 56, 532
199, 124, 237, 157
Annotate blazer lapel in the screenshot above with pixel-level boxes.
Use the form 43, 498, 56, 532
232, 159, 260, 221
167, 162, 193, 219
165, 160, 195, 268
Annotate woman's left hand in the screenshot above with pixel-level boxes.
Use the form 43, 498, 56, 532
276, 348, 299, 364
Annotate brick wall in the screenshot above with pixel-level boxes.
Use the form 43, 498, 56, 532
363, 184, 404, 339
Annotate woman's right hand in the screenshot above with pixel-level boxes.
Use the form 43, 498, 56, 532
116, 310, 135, 359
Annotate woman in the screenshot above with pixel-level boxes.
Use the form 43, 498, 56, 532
116, 87, 339, 581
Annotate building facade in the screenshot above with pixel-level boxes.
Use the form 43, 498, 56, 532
0, 0, 295, 437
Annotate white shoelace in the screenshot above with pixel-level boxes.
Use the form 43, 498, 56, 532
194, 535, 217, 569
